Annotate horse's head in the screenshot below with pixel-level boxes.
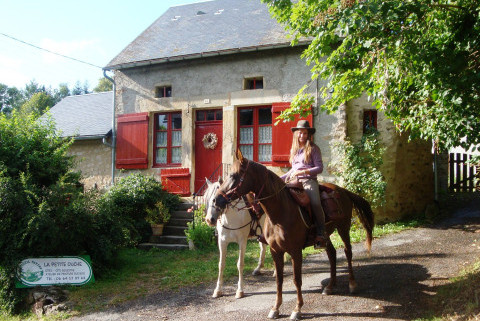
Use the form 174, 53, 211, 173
204, 177, 223, 226
208, 149, 254, 221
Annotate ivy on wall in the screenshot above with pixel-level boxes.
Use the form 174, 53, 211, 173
330, 129, 386, 209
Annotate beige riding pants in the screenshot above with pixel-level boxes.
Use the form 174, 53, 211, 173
300, 178, 325, 234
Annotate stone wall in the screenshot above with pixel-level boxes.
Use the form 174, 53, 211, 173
341, 95, 434, 222
68, 139, 112, 189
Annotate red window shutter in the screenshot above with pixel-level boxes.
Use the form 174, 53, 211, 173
116, 112, 149, 169
271, 102, 313, 167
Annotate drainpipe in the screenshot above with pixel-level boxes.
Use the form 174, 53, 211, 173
103, 69, 116, 186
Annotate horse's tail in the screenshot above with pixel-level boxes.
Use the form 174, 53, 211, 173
344, 189, 375, 253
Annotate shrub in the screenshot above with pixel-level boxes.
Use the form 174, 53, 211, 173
0, 112, 125, 315
97, 174, 180, 245
185, 204, 216, 249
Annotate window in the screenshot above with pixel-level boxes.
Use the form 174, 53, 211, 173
363, 110, 377, 133
196, 109, 223, 121
237, 106, 272, 162
154, 112, 182, 166
155, 85, 172, 98
244, 77, 264, 90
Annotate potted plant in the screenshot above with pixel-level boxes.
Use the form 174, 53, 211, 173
146, 201, 171, 236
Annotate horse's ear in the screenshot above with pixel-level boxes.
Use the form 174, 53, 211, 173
217, 176, 223, 184
236, 148, 244, 163
205, 178, 212, 186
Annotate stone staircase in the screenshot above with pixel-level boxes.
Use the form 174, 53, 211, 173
138, 201, 194, 250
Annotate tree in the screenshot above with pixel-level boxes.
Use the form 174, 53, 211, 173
72, 80, 90, 95
53, 83, 71, 104
0, 84, 24, 115
23, 80, 47, 102
93, 77, 113, 93
262, 0, 480, 152
19, 92, 55, 117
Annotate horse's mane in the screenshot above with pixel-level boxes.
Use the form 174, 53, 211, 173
247, 160, 288, 198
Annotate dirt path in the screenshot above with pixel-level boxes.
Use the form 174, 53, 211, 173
71, 198, 480, 321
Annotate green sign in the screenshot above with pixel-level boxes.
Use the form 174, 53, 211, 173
16, 256, 94, 288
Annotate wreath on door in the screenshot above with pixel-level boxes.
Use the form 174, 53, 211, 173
202, 132, 218, 150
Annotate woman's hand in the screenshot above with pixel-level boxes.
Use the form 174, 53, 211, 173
293, 169, 309, 178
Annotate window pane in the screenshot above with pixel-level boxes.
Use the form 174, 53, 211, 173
171, 130, 182, 146
259, 126, 272, 144
157, 132, 167, 147
196, 111, 206, 121
239, 109, 253, 126
258, 108, 271, 125
240, 145, 253, 160
171, 113, 182, 130
240, 127, 253, 144
216, 110, 223, 120
207, 110, 215, 121
171, 147, 181, 163
259, 144, 271, 162
156, 148, 167, 164
157, 115, 168, 130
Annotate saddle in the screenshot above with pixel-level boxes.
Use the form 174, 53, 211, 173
286, 180, 343, 222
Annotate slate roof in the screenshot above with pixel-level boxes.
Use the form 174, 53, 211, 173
106, 0, 306, 70
45, 91, 113, 139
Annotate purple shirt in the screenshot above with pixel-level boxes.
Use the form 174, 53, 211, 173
281, 145, 323, 181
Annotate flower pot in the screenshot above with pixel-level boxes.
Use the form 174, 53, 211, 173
150, 223, 164, 236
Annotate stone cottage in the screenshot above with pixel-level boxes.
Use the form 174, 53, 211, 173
94, 0, 433, 221
47, 91, 114, 188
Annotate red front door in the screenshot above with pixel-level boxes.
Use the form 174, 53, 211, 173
194, 109, 223, 193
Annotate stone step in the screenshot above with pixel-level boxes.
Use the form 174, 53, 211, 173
139, 202, 194, 251
167, 218, 191, 227
171, 210, 193, 220
149, 235, 188, 245
163, 225, 188, 236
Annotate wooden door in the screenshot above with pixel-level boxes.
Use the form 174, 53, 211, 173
194, 109, 223, 193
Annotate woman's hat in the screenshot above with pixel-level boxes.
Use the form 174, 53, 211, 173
291, 120, 315, 134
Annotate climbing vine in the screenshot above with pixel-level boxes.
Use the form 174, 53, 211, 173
330, 130, 386, 209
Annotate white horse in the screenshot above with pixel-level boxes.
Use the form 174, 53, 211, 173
203, 178, 267, 299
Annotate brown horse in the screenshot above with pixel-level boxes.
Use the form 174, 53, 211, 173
206, 150, 374, 320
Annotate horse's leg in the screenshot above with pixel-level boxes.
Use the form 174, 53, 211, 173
236, 240, 247, 298
213, 239, 227, 298
252, 241, 267, 276
268, 250, 284, 319
339, 228, 357, 293
289, 251, 304, 320
323, 239, 337, 295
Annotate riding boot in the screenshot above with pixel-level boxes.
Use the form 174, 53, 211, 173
313, 204, 327, 249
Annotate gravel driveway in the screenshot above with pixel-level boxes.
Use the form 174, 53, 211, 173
71, 197, 480, 321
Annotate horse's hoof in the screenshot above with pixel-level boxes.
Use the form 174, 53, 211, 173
290, 311, 301, 320
322, 287, 333, 295
268, 309, 279, 319
235, 291, 244, 299
212, 290, 222, 298
252, 269, 261, 276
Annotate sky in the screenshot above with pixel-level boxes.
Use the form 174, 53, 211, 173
0, 0, 196, 91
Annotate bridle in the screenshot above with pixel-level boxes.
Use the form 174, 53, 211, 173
215, 159, 252, 207
213, 159, 287, 212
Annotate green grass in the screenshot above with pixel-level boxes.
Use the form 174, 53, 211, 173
5, 218, 422, 320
